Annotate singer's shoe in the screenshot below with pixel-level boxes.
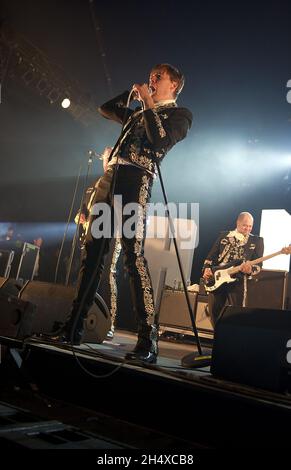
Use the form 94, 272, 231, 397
106, 328, 114, 340
125, 349, 157, 364
49, 328, 83, 346
125, 329, 158, 364
37, 322, 84, 346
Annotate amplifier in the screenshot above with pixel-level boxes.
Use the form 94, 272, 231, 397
247, 269, 288, 309
159, 289, 213, 333
158, 269, 289, 336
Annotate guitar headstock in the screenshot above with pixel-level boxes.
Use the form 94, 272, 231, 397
281, 245, 291, 255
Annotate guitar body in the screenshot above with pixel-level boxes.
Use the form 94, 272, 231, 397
205, 267, 237, 292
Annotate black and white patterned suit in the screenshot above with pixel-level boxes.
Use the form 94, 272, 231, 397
203, 230, 264, 326
71, 91, 192, 349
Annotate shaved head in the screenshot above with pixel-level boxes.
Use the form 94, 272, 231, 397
236, 212, 254, 236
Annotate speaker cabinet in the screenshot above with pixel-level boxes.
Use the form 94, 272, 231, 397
247, 269, 288, 309
211, 306, 291, 392
0, 295, 36, 338
19, 281, 111, 343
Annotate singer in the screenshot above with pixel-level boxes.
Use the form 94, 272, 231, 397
54, 63, 192, 364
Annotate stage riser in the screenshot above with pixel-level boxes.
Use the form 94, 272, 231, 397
18, 343, 291, 449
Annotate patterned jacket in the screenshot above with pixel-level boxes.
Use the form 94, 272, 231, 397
98, 91, 193, 175
202, 231, 264, 275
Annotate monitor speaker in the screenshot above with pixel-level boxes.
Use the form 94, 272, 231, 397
211, 306, 291, 392
247, 269, 288, 309
19, 281, 111, 343
0, 280, 36, 338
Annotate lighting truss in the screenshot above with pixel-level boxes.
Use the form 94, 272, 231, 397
0, 23, 98, 126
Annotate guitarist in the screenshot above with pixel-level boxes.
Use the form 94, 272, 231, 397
202, 212, 264, 327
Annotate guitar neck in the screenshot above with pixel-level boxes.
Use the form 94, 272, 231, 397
229, 250, 283, 275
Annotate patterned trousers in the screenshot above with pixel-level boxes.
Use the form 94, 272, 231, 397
73, 165, 156, 335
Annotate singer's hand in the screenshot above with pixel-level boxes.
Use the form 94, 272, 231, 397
132, 83, 154, 109
101, 146, 113, 160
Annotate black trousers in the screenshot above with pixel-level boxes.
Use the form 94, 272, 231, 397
207, 279, 245, 328
73, 165, 156, 335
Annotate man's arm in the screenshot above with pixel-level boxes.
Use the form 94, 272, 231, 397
143, 107, 193, 155
240, 236, 264, 275
98, 91, 134, 124
202, 233, 225, 280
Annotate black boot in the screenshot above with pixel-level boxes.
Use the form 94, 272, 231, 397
125, 324, 158, 363
43, 322, 84, 346
42, 303, 86, 346
60, 319, 84, 345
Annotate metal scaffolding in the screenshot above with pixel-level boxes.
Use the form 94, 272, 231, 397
0, 23, 98, 126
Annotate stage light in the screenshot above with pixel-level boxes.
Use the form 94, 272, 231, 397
275, 153, 291, 169
260, 209, 291, 271
61, 97, 71, 109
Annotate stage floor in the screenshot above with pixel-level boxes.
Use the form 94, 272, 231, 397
1, 329, 291, 450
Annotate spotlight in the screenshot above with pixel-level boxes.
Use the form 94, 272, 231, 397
61, 98, 71, 109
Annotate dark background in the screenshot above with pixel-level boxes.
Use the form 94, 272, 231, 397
0, 0, 290, 284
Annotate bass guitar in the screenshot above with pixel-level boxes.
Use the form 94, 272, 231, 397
204, 246, 291, 292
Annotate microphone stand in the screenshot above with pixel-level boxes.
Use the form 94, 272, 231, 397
64, 153, 94, 286
54, 162, 82, 284
156, 163, 211, 368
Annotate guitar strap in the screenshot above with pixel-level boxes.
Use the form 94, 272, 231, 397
242, 275, 248, 307
218, 235, 251, 265
218, 241, 232, 264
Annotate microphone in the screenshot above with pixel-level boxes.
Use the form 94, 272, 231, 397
130, 88, 139, 101
130, 85, 153, 101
